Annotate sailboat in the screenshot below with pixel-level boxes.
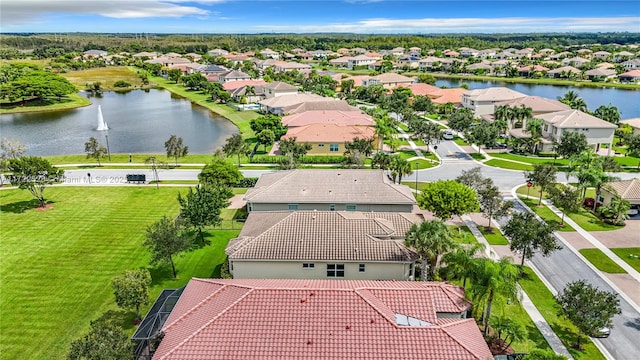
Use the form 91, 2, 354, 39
96, 105, 109, 131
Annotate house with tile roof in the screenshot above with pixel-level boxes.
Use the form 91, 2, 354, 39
599, 179, 640, 210
619, 69, 640, 83
584, 68, 617, 81
462, 87, 527, 115
258, 81, 299, 99
361, 73, 415, 89
244, 169, 416, 213
218, 70, 251, 83
260, 48, 280, 59
259, 94, 356, 115
142, 278, 490, 360
281, 124, 376, 155
546, 66, 581, 79
282, 110, 374, 128
534, 110, 617, 152
226, 211, 422, 280
620, 118, 640, 135
207, 48, 228, 57
347, 55, 377, 69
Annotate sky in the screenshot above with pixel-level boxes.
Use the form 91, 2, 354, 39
1, 0, 639, 34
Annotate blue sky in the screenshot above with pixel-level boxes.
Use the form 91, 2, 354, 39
1, 0, 639, 34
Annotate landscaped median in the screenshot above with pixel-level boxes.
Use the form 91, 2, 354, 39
578, 248, 627, 274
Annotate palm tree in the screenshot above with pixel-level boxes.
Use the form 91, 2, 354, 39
404, 220, 456, 281
374, 115, 394, 151
469, 257, 520, 336
389, 156, 413, 184
558, 90, 588, 112
441, 243, 484, 287
524, 118, 543, 153
371, 151, 392, 170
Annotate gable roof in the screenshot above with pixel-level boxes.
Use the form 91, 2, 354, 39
537, 109, 617, 129
282, 110, 374, 127
222, 79, 267, 91
495, 96, 571, 114
261, 81, 298, 91
245, 169, 416, 206
603, 179, 640, 201
153, 278, 488, 360
430, 88, 466, 104
226, 211, 421, 262
282, 123, 375, 143
620, 117, 640, 129
463, 87, 527, 102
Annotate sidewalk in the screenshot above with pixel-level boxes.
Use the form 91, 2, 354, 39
460, 214, 574, 359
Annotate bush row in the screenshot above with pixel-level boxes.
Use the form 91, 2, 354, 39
250, 155, 346, 164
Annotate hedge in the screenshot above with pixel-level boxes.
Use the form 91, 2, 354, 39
250, 155, 346, 164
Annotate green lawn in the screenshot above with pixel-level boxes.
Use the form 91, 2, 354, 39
565, 208, 623, 232
578, 249, 626, 274
402, 181, 428, 193
453, 136, 469, 146
491, 153, 569, 166
0, 93, 91, 114
469, 153, 485, 160
610, 248, 640, 272
519, 197, 576, 231
0, 187, 238, 360
479, 227, 510, 245
485, 159, 534, 171
518, 267, 606, 360
449, 225, 478, 244
45, 153, 215, 165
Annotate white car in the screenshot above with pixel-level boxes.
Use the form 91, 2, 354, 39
443, 131, 454, 140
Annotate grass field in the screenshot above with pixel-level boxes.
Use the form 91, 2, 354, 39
610, 248, 640, 272
0, 93, 91, 114
518, 267, 605, 360
449, 225, 478, 244
44, 153, 216, 165
491, 153, 568, 166
485, 159, 534, 171
0, 187, 238, 360
61, 66, 145, 91
578, 249, 627, 274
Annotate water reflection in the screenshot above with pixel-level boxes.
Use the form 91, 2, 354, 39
0, 89, 239, 156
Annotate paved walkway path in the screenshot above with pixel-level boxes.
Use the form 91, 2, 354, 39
396, 126, 425, 158
461, 214, 575, 359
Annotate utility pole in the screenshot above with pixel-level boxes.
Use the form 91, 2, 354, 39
104, 133, 111, 161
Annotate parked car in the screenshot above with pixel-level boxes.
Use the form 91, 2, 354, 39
591, 326, 611, 338
486, 142, 508, 149
443, 130, 454, 140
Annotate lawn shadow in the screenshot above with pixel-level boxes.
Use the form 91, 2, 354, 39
0, 199, 54, 214
148, 265, 175, 286
95, 309, 138, 332
525, 324, 551, 350
210, 263, 223, 278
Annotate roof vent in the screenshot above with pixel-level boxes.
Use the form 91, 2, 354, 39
307, 340, 313, 345
345, 325, 351, 330
300, 298, 307, 303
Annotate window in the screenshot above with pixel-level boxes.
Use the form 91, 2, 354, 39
329, 204, 336, 211
329, 143, 339, 152
318, 143, 324, 147
327, 264, 345, 278
303, 263, 315, 269
288, 204, 299, 210
346, 204, 357, 211
359, 264, 366, 272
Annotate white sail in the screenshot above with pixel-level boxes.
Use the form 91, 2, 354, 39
96, 105, 109, 131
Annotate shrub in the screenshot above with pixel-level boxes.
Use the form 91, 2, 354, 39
537, 152, 557, 158
235, 177, 258, 188
113, 80, 132, 88
250, 155, 346, 164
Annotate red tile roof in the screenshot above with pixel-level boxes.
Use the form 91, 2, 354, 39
282, 123, 375, 143
222, 79, 267, 91
153, 279, 490, 360
281, 110, 374, 127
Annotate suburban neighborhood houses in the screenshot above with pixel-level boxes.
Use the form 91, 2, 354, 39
2, 27, 640, 360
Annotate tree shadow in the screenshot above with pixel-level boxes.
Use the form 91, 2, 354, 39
525, 324, 550, 349
0, 199, 54, 214
148, 265, 175, 286
95, 309, 138, 331
210, 263, 223, 278
624, 317, 640, 331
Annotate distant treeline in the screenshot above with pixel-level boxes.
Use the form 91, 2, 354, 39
1, 32, 639, 58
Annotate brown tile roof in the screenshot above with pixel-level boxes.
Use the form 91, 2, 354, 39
464, 87, 527, 102
395, 82, 441, 96
222, 79, 267, 91
153, 279, 488, 360
227, 211, 421, 262
282, 110, 374, 127
619, 70, 640, 78
585, 68, 616, 77
620, 117, 640, 129
288, 99, 359, 114
430, 88, 466, 104
245, 169, 416, 205
258, 93, 325, 108
371, 72, 415, 84
495, 96, 571, 114
537, 109, 617, 129
604, 179, 640, 201
282, 123, 375, 143
261, 81, 299, 91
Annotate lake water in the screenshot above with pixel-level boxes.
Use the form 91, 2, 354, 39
0, 89, 239, 156
436, 79, 640, 119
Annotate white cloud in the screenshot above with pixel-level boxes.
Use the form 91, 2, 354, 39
254, 16, 640, 33
0, 0, 225, 26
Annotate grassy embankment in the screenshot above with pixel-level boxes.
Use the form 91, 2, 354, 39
0, 187, 240, 360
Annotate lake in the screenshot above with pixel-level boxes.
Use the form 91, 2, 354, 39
435, 79, 640, 119
0, 89, 239, 156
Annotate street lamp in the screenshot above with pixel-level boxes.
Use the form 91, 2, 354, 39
415, 161, 419, 192
104, 132, 111, 161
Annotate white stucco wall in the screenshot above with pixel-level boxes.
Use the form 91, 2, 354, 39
230, 260, 413, 280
